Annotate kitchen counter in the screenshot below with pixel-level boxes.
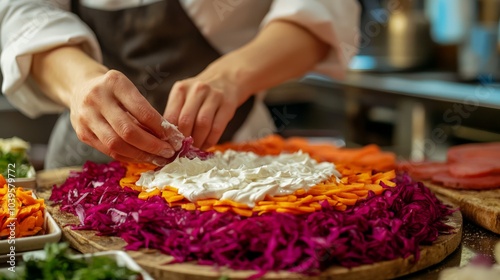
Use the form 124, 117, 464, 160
300, 72, 500, 161
403, 219, 500, 279
307, 72, 500, 110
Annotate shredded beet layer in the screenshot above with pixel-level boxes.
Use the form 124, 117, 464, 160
50, 161, 453, 275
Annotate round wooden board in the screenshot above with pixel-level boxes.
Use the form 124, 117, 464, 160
36, 167, 463, 280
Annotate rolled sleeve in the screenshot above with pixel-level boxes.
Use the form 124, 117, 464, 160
0, 1, 101, 118
262, 0, 360, 79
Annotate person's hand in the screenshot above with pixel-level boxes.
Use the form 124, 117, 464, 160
69, 70, 184, 165
164, 70, 250, 149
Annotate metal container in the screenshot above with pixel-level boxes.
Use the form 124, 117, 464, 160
351, 0, 433, 72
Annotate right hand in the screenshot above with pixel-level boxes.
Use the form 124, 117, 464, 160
69, 70, 184, 166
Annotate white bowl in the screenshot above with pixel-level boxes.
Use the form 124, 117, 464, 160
19, 250, 154, 280
11, 176, 37, 189
0, 210, 61, 254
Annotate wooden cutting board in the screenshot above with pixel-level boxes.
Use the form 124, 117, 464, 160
36, 167, 463, 280
425, 182, 500, 234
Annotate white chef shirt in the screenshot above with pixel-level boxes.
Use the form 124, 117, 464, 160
0, 0, 360, 126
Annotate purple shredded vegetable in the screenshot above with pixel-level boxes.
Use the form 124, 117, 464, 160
167, 136, 213, 164
50, 162, 454, 277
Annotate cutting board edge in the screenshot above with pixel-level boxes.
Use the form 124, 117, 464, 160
45, 203, 463, 280
424, 182, 500, 235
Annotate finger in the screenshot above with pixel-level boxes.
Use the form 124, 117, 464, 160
74, 116, 143, 163
89, 116, 171, 165
191, 92, 221, 148
80, 131, 139, 163
101, 103, 176, 159
177, 82, 208, 137
128, 112, 183, 151
164, 81, 187, 127
70, 107, 137, 161
202, 102, 236, 149
105, 70, 167, 141
160, 119, 184, 151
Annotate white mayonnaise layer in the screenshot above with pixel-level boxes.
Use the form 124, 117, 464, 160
136, 150, 340, 207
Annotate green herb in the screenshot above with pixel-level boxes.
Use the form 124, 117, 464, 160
0, 243, 142, 280
0, 150, 32, 178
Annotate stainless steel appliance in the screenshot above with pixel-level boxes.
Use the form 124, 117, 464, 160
351, 0, 433, 72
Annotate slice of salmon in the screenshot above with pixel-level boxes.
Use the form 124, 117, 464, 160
447, 142, 500, 163
397, 161, 448, 180
448, 158, 500, 178
432, 172, 500, 190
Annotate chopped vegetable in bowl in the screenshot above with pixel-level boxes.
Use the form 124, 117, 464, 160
0, 180, 45, 239
0, 137, 35, 178
0, 243, 143, 280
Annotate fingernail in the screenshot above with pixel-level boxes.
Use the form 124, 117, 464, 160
152, 158, 168, 166
159, 149, 175, 158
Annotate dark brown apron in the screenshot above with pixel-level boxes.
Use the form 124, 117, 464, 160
45, 0, 254, 169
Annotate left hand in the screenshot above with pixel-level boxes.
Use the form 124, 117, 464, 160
163, 71, 249, 149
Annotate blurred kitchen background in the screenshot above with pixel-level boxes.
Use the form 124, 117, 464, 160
2, 0, 500, 169
267, 0, 500, 162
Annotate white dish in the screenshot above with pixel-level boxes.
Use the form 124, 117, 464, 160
3, 163, 36, 190
7, 250, 154, 280
0, 211, 61, 254
11, 176, 37, 190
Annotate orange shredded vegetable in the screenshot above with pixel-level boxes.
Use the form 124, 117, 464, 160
0, 175, 45, 238
119, 135, 397, 216
210, 135, 396, 171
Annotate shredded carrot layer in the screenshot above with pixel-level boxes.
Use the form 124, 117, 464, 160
119, 135, 397, 216
0, 175, 45, 238
210, 135, 396, 171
